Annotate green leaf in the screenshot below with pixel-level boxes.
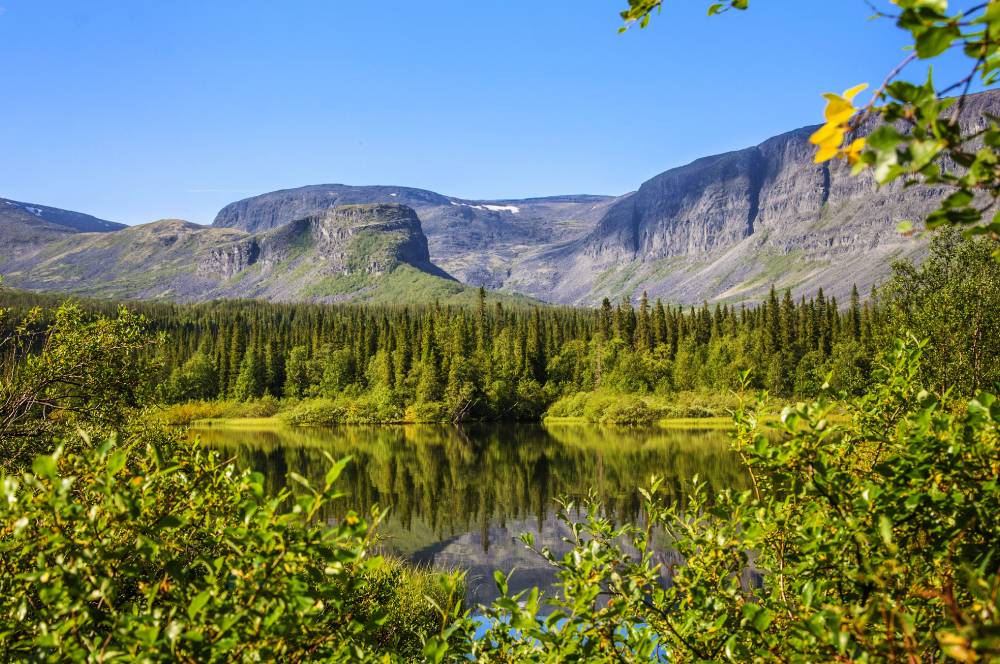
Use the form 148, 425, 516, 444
325, 456, 351, 487
915, 25, 959, 59
287, 472, 313, 491
187, 590, 211, 620
878, 514, 894, 546
494, 569, 509, 595
32, 455, 58, 481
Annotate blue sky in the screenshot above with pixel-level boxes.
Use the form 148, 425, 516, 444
0, 1, 973, 225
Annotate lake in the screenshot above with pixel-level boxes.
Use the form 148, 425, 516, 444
190, 422, 745, 606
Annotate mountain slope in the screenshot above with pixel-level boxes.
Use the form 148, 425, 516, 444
499, 92, 1000, 305
213, 186, 617, 288
0, 204, 510, 305
0, 197, 124, 261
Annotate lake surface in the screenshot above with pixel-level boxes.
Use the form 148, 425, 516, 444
190, 422, 745, 606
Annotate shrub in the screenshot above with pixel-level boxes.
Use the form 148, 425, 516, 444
279, 398, 347, 426
357, 557, 465, 659
657, 389, 739, 419
441, 339, 1000, 661
0, 435, 464, 660
545, 391, 591, 418
404, 400, 450, 423
596, 395, 655, 426
159, 397, 282, 425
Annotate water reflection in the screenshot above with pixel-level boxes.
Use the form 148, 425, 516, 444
192, 422, 745, 605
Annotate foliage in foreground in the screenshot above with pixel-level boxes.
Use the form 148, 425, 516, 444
436, 339, 1000, 662
0, 301, 462, 662
0, 435, 463, 661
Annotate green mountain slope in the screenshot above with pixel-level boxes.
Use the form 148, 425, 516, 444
0, 204, 527, 305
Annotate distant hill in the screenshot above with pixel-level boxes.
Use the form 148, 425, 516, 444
213, 186, 616, 289
0, 204, 525, 305
0, 197, 124, 261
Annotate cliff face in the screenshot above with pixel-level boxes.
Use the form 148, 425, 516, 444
212, 185, 452, 234
502, 92, 1000, 305
197, 204, 445, 283
212, 186, 616, 289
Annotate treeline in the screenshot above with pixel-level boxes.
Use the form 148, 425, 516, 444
2, 229, 995, 421
0, 284, 874, 418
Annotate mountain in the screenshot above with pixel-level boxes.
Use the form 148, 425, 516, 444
4, 90, 997, 306
0, 197, 124, 262
213, 186, 616, 289
501, 92, 999, 305
0, 204, 511, 305
501, 129, 941, 306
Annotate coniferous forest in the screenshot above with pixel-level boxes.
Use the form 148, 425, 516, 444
3, 230, 996, 426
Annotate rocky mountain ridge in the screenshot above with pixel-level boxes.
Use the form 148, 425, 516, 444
5, 90, 998, 306
213, 186, 616, 289
0, 197, 125, 262
0, 204, 495, 304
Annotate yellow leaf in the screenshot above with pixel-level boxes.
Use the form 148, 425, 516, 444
843, 83, 868, 101
809, 122, 845, 148
845, 137, 866, 165
822, 96, 855, 124
815, 144, 840, 163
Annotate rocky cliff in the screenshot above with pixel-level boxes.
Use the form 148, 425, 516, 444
212, 186, 616, 289
501, 92, 1000, 305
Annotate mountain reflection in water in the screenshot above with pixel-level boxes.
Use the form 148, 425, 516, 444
191, 422, 746, 605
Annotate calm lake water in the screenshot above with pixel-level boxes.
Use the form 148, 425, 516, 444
190, 422, 745, 606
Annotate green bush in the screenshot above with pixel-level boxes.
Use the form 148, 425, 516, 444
657, 389, 739, 419
404, 400, 451, 423
545, 391, 591, 417
280, 390, 405, 426
279, 398, 348, 426
546, 389, 734, 422
357, 557, 465, 659
581, 393, 617, 422
440, 339, 1000, 662
0, 435, 463, 661
159, 397, 282, 425
596, 395, 655, 426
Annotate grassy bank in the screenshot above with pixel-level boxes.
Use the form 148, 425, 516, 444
160, 389, 749, 428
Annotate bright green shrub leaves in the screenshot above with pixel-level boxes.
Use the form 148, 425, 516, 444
432, 338, 1000, 661
0, 435, 461, 661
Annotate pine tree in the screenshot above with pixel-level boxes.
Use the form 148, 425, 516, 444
849, 284, 861, 340
232, 348, 263, 401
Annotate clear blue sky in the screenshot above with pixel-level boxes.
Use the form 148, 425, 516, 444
0, 1, 972, 225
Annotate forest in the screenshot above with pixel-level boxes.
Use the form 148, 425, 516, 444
2, 230, 996, 428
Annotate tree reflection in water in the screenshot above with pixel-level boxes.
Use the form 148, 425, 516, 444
193, 422, 746, 605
